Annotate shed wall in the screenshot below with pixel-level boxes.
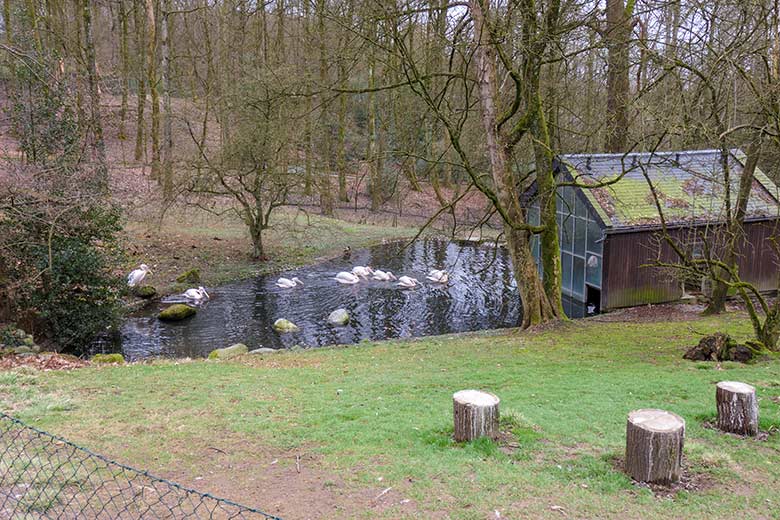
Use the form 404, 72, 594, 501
602, 220, 779, 309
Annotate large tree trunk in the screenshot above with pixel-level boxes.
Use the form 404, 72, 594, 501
160, 0, 173, 199
469, 0, 556, 327
605, 0, 632, 153
118, 0, 130, 140
317, 0, 334, 216
81, 0, 108, 192
133, 0, 147, 162
145, 0, 160, 178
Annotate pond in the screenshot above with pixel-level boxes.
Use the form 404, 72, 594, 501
96, 240, 588, 360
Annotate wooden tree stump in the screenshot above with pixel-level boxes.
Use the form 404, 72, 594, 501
625, 409, 685, 485
453, 390, 499, 442
716, 381, 759, 436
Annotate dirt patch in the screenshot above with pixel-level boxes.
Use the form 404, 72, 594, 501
611, 456, 716, 498
589, 303, 710, 323
0, 353, 89, 371
162, 440, 417, 520
701, 420, 776, 442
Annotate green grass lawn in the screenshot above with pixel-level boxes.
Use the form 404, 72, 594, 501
2, 314, 780, 519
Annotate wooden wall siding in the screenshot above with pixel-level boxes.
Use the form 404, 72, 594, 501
737, 221, 780, 292
602, 230, 681, 309
602, 220, 779, 309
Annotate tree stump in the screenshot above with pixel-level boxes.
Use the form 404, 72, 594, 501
453, 390, 500, 442
716, 381, 759, 436
625, 409, 685, 485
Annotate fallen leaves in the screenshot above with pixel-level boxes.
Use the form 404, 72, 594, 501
0, 353, 89, 371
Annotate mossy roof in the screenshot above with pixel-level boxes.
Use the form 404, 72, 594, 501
559, 149, 780, 229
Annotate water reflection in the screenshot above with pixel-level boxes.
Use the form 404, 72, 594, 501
102, 240, 525, 360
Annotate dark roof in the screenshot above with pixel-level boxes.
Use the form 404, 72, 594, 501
559, 149, 780, 228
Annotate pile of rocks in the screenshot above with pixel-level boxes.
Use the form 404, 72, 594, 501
0, 326, 41, 355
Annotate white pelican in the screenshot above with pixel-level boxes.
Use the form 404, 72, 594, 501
333, 271, 361, 284
351, 266, 374, 279
183, 286, 210, 301
127, 264, 152, 287
372, 270, 397, 281
276, 277, 303, 289
426, 269, 449, 283
396, 276, 420, 288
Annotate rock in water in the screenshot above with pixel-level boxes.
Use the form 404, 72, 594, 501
273, 318, 299, 333
133, 285, 157, 299
176, 268, 201, 284
327, 308, 350, 326
208, 343, 248, 360
158, 304, 197, 321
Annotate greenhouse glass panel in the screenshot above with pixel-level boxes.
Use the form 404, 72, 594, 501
586, 219, 603, 255
572, 256, 585, 297
586, 254, 601, 287
575, 192, 589, 218
560, 215, 573, 252
561, 252, 573, 293
573, 217, 586, 257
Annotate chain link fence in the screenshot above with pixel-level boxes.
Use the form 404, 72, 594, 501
0, 413, 281, 519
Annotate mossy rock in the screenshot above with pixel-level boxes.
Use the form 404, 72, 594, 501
133, 285, 157, 299
176, 268, 201, 284
159, 304, 197, 321
273, 318, 300, 333
208, 343, 248, 360
91, 353, 125, 364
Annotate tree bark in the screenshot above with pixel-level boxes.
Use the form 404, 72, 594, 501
317, 0, 334, 216
453, 390, 499, 442
133, 0, 147, 162
469, 0, 556, 327
118, 0, 130, 140
81, 0, 108, 192
605, 0, 632, 153
160, 0, 173, 198
625, 409, 684, 485
145, 0, 161, 178
716, 381, 759, 436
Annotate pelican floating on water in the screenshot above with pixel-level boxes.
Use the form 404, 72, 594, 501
127, 264, 152, 287
426, 269, 449, 284
276, 277, 303, 289
334, 271, 361, 284
183, 286, 210, 301
372, 270, 397, 281
396, 276, 420, 288
351, 266, 374, 279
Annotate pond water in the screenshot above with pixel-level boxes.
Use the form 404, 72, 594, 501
97, 240, 587, 360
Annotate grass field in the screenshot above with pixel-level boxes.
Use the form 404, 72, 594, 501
2, 313, 780, 519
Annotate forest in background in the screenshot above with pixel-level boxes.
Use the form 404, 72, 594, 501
2, 0, 780, 348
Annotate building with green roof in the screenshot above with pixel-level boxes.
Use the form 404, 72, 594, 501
530, 149, 780, 314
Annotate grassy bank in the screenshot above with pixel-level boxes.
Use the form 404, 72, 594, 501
2, 314, 780, 519
123, 208, 422, 295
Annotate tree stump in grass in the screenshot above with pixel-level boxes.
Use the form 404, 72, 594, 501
625, 409, 685, 485
716, 381, 759, 436
453, 390, 499, 442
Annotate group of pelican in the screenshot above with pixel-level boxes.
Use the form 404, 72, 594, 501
127, 264, 210, 302
276, 265, 448, 289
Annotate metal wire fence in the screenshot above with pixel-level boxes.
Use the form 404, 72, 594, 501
0, 413, 281, 519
